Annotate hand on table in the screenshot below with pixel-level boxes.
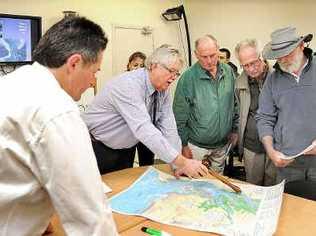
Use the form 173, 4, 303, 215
174, 158, 208, 179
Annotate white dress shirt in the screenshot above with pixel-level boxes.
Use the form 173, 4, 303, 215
0, 63, 118, 236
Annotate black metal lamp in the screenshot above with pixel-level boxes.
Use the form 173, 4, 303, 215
162, 5, 184, 21
162, 5, 192, 66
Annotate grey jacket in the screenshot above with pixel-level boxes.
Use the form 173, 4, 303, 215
256, 49, 316, 156
235, 70, 270, 155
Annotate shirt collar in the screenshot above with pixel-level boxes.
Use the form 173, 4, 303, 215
196, 62, 224, 80
144, 68, 156, 96
32, 62, 61, 88
293, 58, 308, 78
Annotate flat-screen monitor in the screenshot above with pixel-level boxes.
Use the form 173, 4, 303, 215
0, 13, 42, 64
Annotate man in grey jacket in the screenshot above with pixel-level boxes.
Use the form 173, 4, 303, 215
235, 39, 276, 186
256, 26, 316, 183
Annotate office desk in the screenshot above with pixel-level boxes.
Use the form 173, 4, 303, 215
51, 164, 316, 235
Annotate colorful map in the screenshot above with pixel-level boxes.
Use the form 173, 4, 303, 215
110, 167, 284, 236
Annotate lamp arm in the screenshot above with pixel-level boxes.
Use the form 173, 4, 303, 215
181, 7, 192, 66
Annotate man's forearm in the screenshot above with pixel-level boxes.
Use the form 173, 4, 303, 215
261, 135, 292, 167
261, 135, 275, 155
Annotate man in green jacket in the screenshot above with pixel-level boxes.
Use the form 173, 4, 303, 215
173, 34, 239, 174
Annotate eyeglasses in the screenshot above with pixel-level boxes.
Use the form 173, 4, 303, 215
241, 58, 261, 70
160, 64, 181, 77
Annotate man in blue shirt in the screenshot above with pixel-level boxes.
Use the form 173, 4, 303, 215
83, 45, 208, 178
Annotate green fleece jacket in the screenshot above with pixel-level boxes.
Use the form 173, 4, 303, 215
173, 62, 239, 149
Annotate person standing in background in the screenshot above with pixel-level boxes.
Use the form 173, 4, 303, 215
127, 51, 146, 71
219, 47, 239, 77
173, 35, 239, 174
235, 39, 276, 186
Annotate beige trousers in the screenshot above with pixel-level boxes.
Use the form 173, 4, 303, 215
244, 148, 276, 186
188, 143, 229, 174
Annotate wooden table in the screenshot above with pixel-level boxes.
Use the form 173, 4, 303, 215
51, 164, 316, 235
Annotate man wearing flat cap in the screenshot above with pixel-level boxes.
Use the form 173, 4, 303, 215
256, 26, 316, 184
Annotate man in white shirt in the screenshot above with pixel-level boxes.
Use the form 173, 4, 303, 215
0, 17, 118, 235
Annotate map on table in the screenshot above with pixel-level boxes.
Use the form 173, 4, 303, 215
109, 167, 284, 236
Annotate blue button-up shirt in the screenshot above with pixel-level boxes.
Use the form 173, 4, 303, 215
83, 68, 181, 163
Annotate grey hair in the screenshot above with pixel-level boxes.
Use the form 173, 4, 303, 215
33, 16, 108, 68
235, 39, 261, 62
145, 44, 183, 68
195, 34, 219, 50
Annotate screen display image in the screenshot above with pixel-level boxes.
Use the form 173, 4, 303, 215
0, 14, 41, 64
0, 17, 32, 63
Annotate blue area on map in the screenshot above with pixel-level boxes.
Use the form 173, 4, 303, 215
110, 168, 258, 215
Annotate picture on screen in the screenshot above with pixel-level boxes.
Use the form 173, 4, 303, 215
0, 17, 32, 63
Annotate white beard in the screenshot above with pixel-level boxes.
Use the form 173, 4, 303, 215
279, 52, 304, 74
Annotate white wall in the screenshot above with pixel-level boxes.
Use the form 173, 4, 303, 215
184, 0, 316, 67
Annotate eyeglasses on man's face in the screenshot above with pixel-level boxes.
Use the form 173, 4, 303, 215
241, 58, 261, 70
159, 64, 181, 78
